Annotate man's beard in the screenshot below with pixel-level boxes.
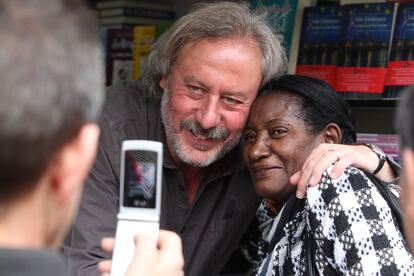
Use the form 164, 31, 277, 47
160, 88, 241, 167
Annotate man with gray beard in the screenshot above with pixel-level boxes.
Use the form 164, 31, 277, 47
63, 2, 398, 275
64, 4, 281, 275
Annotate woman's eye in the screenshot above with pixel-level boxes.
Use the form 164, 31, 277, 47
243, 133, 255, 143
270, 128, 287, 136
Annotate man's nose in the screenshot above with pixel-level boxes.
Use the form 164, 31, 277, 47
195, 97, 221, 129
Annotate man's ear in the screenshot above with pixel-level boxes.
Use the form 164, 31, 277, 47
48, 124, 100, 206
159, 77, 167, 90
322, 123, 342, 144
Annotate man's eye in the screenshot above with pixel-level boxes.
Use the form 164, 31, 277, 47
189, 86, 202, 93
223, 97, 242, 105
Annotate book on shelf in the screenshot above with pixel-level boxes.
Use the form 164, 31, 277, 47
132, 24, 170, 80
340, 0, 386, 4
99, 16, 173, 27
132, 26, 155, 80
98, 7, 175, 21
384, 3, 414, 99
356, 133, 400, 163
104, 27, 134, 86
96, 1, 173, 11
99, 27, 109, 62
296, 5, 342, 88
336, 3, 396, 100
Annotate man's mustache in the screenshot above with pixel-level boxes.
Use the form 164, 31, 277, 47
181, 120, 229, 140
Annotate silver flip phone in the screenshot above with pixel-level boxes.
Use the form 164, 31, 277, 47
110, 140, 163, 276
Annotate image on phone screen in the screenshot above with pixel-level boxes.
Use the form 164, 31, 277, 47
123, 150, 157, 209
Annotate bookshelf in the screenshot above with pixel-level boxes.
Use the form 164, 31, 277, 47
349, 100, 397, 134
95, 0, 405, 135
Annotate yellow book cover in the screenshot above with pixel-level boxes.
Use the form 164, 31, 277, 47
133, 25, 155, 80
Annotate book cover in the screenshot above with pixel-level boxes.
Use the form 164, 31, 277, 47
336, 3, 396, 99
384, 4, 414, 99
132, 24, 170, 80
296, 5, 342, 88
105, 28, 134, 86
250, 0, 298, 56
98, 7, 175, 21
132, 26, 155, 80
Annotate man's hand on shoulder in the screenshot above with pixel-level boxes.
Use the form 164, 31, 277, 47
291, 143, 397, 199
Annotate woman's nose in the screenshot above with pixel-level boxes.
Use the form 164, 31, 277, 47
248, 135, 270, 162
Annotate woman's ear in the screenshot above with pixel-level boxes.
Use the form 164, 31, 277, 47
323, 123, 342, 144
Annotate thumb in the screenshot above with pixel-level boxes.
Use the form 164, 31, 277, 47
126, 234, 157, 275
290, 171, 301, 186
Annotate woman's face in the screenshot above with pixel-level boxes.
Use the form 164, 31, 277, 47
243, 91, 324, 202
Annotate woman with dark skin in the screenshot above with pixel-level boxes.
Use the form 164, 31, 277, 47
243, 75, 414, 275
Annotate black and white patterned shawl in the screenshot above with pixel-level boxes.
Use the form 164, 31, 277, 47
253, 166, 414, 276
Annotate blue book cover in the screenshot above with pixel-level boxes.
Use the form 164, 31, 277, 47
384, 4, 414, 99
298, 5, 342, 66
296, 5, 341, 88
336, 3, 395, 99
250, 0, 298, 56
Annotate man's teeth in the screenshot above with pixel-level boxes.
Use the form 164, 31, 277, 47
191, 130, 210, 140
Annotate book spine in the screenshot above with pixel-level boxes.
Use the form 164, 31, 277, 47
99, 8, 175, 21
99, 16, 173, 27
97, 1, 173, 11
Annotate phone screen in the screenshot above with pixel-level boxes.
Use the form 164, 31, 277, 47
123, 150, 157, 208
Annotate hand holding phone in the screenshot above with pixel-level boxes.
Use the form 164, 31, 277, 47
110, 140, 163, 276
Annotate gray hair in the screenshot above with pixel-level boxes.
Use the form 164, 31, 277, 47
0, 0, 104, 201
142, 1, 287, 99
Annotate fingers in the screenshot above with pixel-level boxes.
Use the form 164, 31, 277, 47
329, 157, 352, 179
295, 146, 329, 198
294, 144, 356, 199
126, 231, 184, 276
98, 237, 115, 276
125, 234, 157, 276
97, 260, 112, 276
100, 237, 115, 253
132, 234, 158, 261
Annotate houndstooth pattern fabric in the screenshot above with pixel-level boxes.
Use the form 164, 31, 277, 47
253, 166, 414, 276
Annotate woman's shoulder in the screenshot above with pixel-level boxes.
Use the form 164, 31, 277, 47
306, 166, 385, 209
306, 166, 360, 205
305, 168, 414, 275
